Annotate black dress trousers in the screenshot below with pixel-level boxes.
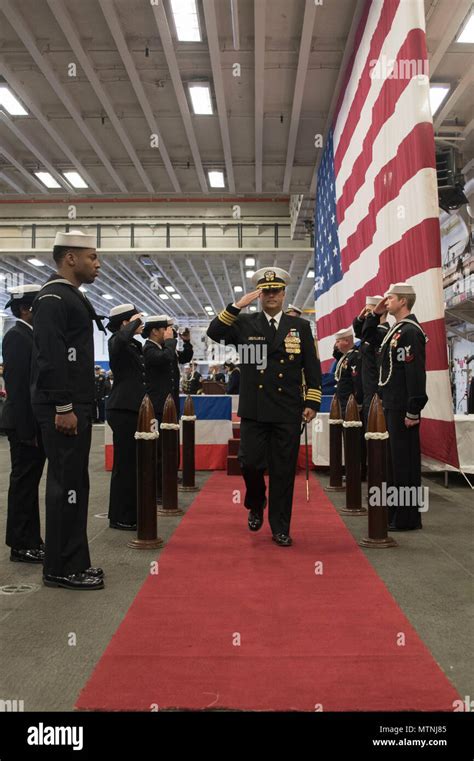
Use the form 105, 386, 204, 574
107, 409, 139, 525
385, 408, 423, 529
6, 431, 45, 550
238, 418, 302, 536
33, 403, 93, 576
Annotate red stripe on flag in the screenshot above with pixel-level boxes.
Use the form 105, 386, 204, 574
332, 0, 374, 126
340, 122, 436, 272
337, 28, 428, 226
334, 0, 401, 174
420, 418, 459, 469
423, 318, 450, 372
316, 217, 440, 340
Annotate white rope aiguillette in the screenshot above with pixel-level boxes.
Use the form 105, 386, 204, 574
134, 431, 159, 440
160, 422, 180, 430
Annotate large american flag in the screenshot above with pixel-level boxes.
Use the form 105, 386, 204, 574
314, 0, 458, 468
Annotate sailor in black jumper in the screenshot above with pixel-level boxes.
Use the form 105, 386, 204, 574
2, 285, 46, 564
31, 230, 105, 591
352, 295, 389, 425
143, 316, 193, 500
332, 327, 363, 416
368, 283, 428, 530
106, 304, 146, 530
207, 267, 322, 547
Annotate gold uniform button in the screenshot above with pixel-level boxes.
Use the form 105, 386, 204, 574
260, 370, 264, 375
278, 387, 282, 392
278, 373, 283, 378
258, 384, 263, 389
280, 359, 284, 364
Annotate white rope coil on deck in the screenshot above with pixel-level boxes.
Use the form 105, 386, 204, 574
160, 422, 180, 430
181, 415, 197, 421
329, 418, 344, 425
365, 431, 389, 440
134, 431, 160, 440
342, 420, 363, 428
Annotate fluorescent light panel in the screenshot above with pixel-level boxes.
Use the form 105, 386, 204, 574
0, 85, 27, 115
429, 85, 450, 116
63, 171, 88, 189
307, 269, 314, 278
245, 257, 255, 267
102, 294, 113, 300
456, 11, 474, 43
34, 171, 60, 189
189, 83, 213, 114
208, 171, 225, 188
245, 270, 255, 278
28, 258, 45, 267
170, 0, 201, 42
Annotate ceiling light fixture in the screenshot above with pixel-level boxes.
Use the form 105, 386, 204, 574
429, 85, 450, 116
456, 11, 474, 43
0, 85, 27, 116
34, 171, 60, 189
189, 82, 213, 114
208, 170, 225, 188
170, 0, 202, 42
63, 171, 88, 189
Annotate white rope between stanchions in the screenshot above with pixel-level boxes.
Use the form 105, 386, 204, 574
160, 422, 180, 430
343, 420, 363, 428
329, 418, 344, 425
134, 431, 159, 440
365, 431, 389, 440
181, 415, 197, 421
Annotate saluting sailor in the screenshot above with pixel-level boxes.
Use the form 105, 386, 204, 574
352, 296, 389, 427
143, 315, 193, 500
207, 267, 322, 547
370, 283, 428, 531
105, 304, 146, 531
31, 230, 105, 591
332, 327, 363, 416
2, 284, 46, 564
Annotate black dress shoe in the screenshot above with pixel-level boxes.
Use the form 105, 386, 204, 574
248, 498, 266, 532
272, 533, 293, 547
43, 572, 104, 590
109, 521, 137, 531
387, 524, 422, 532
10, 547, 45, 564
84, 567, 104, 578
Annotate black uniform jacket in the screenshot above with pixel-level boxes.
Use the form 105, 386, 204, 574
1, 321, 37, 439
353, 315, 390, 407
375, 314, 428, 419
31, 275, 103, 413
106, 319, 146, 413
144, 338, 193, 418
333, 345, 363, 410
207, 305, 322, 423
226, 367, 240, 395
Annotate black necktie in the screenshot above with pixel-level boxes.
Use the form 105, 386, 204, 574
269, 318, 277, 336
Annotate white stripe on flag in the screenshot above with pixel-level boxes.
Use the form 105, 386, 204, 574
424, 371, 455, 422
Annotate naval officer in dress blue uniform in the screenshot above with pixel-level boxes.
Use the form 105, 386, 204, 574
2, 284, 46, 564
207, 267, 322, 546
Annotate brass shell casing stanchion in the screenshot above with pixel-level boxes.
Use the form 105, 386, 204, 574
325, 394, 345, 492
179, 395, 198, 492
158, 394, 184, 516
340, 394, 367, 516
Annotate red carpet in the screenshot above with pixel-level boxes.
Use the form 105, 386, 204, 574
76, 473, 459, 711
